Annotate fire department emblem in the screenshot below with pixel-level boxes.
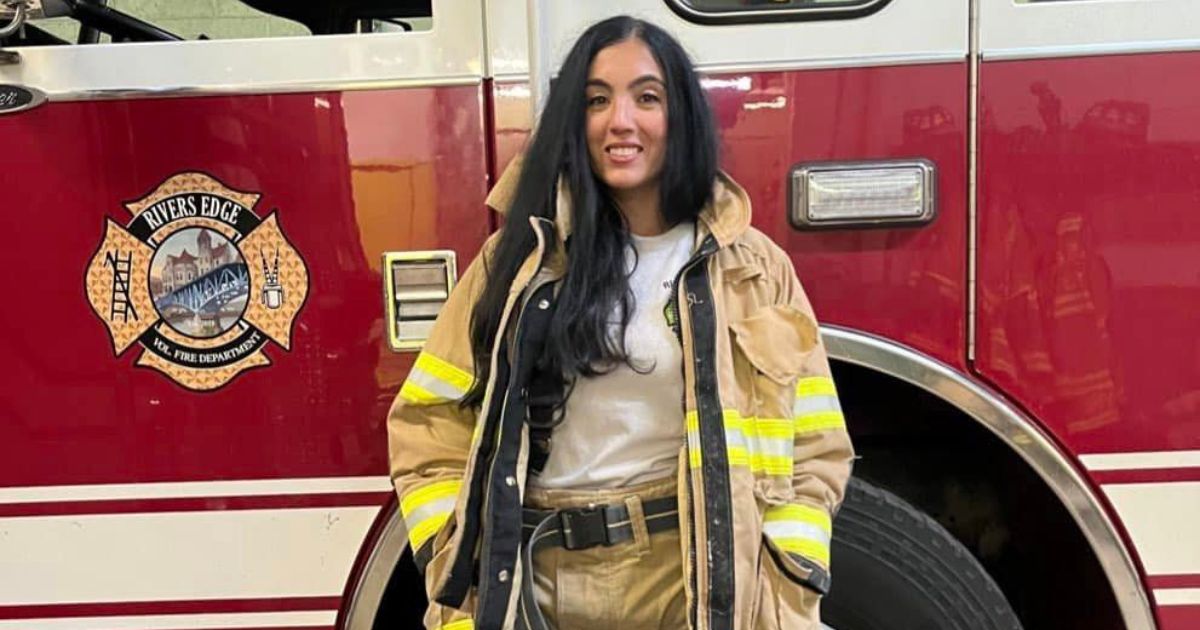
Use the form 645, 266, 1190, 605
85, 172, 309, 391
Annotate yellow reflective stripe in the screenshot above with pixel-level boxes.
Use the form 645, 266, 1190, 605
685, 409, 741, 433
754, 417, 793, 440
765, 503, 833, 533
399, 352, 474, 405
439, 619, 474, 630
400, 479, 461, 551
795, 411, 846, 434
399, 380, 442, 405
794, 376, 846, 434
400, 479, 462, 515
408, 512, 451, 552
415, 352, 473, 391
687, 411, 793, 475
773, 536, 831, 567
796, 376, 837, 397
727, 448, 792, 475
755, 454, 792, 476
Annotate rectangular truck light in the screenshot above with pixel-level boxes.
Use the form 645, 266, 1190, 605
790, 159, 936, 229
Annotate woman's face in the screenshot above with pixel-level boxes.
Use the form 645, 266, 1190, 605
585, 38, 668, 198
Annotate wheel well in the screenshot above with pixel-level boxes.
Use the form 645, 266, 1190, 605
831, 360, 1124, 630
367, 543, 426, 629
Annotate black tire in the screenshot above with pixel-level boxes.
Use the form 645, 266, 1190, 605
822, 478, 1023, 630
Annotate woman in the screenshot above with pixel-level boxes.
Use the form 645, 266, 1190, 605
388, 15, 854, 630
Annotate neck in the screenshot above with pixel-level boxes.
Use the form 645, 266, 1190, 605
616, 185, 666, 236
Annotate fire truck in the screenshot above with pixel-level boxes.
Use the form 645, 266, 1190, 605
1, 0, 1195, 628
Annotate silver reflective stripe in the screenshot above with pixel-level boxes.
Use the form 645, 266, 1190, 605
755, 434, 793, 460
794, 394, 842, 417
408, 366, 468, 401
763, 520, 832, 547
725, 426, 750, 452
403, 495, 457, 533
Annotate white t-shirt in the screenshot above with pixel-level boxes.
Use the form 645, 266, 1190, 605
531, 221, 695, 490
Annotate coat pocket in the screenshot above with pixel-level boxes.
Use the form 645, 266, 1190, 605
422, 518, 477, 629
753, 535, 823, 629
728, 305, 819, 500
728, 304, 817, 385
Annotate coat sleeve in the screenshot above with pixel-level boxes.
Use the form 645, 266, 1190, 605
386, 238, 493, 574
764, 254, 856, 595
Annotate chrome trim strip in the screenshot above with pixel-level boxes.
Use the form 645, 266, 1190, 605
967, 0, 980, 362
484, 51, 965, 85
480, 0, 493, 79
492, 72, 530, 84
985, 39, 1200, 62
666, 0, 891, 22
342, 508, 408, 630
43, 76, 481, 102
821, 326, 1156, 630
699, 51, 964, 75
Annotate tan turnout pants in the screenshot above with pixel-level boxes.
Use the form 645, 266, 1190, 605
524, 476, 687, 629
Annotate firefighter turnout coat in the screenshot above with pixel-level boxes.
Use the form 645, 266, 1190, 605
387, 159, 855, 630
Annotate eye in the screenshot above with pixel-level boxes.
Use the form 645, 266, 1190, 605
638, 92, 662, 105
587, 94, 609, 107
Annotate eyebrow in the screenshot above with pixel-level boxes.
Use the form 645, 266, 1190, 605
586, 74, 666, 90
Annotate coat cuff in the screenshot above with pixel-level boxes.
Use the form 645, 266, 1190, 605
764, 502, 833, 595
400, 478, 461, 572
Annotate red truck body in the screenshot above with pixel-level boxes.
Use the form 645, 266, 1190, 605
0, 1, 1195, 628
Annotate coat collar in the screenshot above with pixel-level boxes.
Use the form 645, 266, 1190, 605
484, 155, 753, 250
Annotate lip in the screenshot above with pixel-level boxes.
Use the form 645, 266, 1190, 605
604, 143, 643, 165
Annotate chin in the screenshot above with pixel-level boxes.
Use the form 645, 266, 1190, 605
601, 173, 648, 192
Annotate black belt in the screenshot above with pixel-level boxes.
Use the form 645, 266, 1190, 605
515, 496, 679, 630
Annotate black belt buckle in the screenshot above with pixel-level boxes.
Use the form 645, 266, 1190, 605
559, 506, 609, 550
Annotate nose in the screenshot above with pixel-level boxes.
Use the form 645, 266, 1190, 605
608, 95, 635, 135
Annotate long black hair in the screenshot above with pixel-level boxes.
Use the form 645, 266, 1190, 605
462, 16, 718, 407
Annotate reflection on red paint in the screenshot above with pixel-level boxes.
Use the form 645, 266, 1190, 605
978, 52, 1200, 456
492, 80, 533, 177
708, 64, 969, 369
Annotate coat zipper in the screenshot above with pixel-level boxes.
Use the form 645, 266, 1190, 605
669, 235, 719, 629
476, 220, 560, 626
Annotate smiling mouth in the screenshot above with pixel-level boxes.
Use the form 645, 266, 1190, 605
606, 146, 642, 160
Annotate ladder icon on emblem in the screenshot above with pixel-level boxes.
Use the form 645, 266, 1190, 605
105, 250, 139, 322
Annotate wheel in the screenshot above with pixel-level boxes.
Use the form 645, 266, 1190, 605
822, 478, 1023, 630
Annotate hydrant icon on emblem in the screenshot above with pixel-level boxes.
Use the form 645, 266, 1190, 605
85, 172, 310, 391
260, 249, 285, 310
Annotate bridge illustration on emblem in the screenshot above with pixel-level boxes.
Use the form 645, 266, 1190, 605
85, 172, 310, 391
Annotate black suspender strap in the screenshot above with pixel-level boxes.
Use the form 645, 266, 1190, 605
515, 497, 680, 630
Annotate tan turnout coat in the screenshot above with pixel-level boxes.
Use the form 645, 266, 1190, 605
388, 160, 855, 630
